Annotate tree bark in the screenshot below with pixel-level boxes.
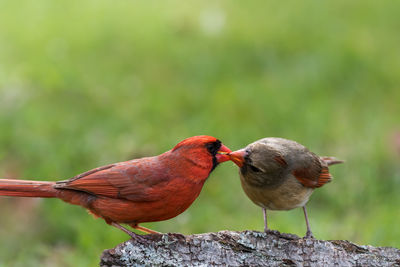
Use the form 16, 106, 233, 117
100, 230, 400, 266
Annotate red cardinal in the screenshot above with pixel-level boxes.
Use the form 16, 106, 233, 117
0, 136, 231, 238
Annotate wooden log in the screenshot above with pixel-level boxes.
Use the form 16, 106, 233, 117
100, 230, 400, 266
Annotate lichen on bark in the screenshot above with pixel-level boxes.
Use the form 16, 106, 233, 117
100, 230, 400, 267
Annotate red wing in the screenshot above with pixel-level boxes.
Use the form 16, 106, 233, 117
55, 159, 170, 202
292, 156, 332, 188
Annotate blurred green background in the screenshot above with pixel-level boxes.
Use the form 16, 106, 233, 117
1, 0, 400, 266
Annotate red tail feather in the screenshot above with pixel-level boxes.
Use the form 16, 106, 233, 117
0, 179, 58, 198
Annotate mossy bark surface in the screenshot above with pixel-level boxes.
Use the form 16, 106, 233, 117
100, 230, 400, 267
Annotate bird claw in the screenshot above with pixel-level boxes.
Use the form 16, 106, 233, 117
127, 232, 148, 242
304, 230, 315, 239
264, 229, 280, 235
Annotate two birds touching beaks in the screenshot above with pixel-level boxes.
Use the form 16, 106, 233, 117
0, 135, 343, 239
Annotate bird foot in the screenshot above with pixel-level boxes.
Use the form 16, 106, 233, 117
264, 229, 280, 235
127, 231, 148, 242
111, 222, 148, 242
304, 230, 315, 239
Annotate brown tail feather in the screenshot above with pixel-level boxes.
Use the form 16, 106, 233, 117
0, 179, 58, 198
320, 156, 344, 166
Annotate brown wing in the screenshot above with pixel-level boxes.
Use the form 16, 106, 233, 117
292, 154, 332, 188
55, 158, 170, 202
274, 155, 288, 167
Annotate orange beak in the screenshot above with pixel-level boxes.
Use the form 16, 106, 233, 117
229, 149, 247, 167
215, 144, 232, 163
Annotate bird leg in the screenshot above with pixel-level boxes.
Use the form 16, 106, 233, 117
130, 223, 160, 234
263, 208, 278, 235
111, 222, 146, 240
263, 208, 269, 232
302, 206, 314, 238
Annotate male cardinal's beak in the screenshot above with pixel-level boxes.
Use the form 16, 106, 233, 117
216, 145, 232, 163
229, 149, 247, 167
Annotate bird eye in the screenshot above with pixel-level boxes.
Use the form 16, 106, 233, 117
206, 140, 221, 155
250, 165, 262, 173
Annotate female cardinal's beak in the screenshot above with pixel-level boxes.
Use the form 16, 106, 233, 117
229, 149, 247, 167
216, 144, 232, 163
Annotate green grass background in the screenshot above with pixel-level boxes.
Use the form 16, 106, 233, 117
1, 0, 399, 265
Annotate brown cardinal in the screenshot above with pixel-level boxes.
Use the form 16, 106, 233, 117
0, 135, 232, 238
229, 137, 343, 238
